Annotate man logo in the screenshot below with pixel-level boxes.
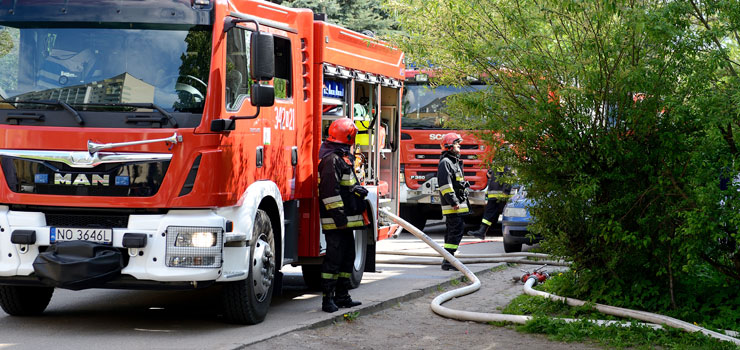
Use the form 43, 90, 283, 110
54, 173, 110, 186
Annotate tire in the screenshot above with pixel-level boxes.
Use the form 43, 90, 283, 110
503, 241, 522, 253
301, 264, 321, 290
0, 285, 54, 316
302, 225, 369, 290
222, 209, 276, 325
348, 226, 369, 289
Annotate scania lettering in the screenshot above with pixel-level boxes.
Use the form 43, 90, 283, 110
0, 0, 404, 324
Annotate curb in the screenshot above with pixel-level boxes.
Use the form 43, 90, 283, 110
235, 262, 506, 349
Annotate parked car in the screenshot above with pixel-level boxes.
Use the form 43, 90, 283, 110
501, 188, 542, 252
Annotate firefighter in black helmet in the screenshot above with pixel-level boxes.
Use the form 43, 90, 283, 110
317, 117, 369, 312
437, 133, 471, 271
469, 166, 512, 238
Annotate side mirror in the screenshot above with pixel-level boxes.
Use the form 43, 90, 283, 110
251, 83, 275, 107
250, 31, 275, 81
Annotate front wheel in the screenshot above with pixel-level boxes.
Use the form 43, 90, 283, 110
503, 238, 522, 253
0, 285, 54, 316
221, 209, 276, 324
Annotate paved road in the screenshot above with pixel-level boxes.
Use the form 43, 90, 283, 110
0, 221, 535, 350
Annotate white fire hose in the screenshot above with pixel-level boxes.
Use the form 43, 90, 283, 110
378, 208, 740, 345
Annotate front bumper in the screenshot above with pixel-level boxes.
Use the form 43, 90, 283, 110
0, 205, 240, 289
502, 222, 541, 245
400, 182, 487, 206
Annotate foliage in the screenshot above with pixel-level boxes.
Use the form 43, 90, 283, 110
0, 27, 19, 95
271, 0, 399, 37
387, 0, 740, 315
343, 310, 360, 322
521, 316, 736, 349
544, 270, 740, 332
505, 275, 737, 349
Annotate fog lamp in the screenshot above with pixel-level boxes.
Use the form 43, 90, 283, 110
166, 226, 223, 268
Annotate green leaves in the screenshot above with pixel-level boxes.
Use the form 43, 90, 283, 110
391, 0, 740, 320
277, 0, 399, 36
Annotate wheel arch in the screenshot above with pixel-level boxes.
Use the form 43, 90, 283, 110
216, 180, 285, 268
257, 195, 282, 269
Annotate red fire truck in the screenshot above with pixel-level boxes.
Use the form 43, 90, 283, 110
399, 69, 490, 231
0, 0, 403, 324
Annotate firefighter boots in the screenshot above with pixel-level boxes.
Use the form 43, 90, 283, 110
441, 247, 459, 271
441, 260, 456, 271
335, 277, 361, 308
469, 223, 489, 240
335, 294, 362, 308
322, 293, 339, 313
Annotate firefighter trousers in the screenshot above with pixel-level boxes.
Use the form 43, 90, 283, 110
321, 228, 356, 296
443, 214, 465, 254
481, 199, 506, 227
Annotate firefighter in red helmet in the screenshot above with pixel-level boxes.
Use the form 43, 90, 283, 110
436, 133, 472, 270
317, 117, 369, 312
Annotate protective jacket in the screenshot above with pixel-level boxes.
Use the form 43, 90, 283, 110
486, 167, 512, 201
437, 150, 470, 216
318, 143, 368, 231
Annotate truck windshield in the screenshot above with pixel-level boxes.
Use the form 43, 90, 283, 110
0, 24, 211, 113
401, 84, 488, 129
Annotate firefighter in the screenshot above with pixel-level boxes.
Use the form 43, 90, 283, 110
317, 118, 369, 313
437, 133, 471, 271
468, 166, 512, 238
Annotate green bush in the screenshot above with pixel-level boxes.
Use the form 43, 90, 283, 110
390, 0, 740, 318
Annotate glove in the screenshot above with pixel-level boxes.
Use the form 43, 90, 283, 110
352, 185, 368, 199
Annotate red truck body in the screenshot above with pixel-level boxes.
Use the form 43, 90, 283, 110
0, 0, 403, 324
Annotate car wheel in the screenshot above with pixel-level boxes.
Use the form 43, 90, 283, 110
221, 209, 276, 324
0, 285, 54, 316
503, 241, 522, 253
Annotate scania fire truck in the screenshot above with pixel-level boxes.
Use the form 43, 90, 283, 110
0, 0, 404, 324
399, 69, 489, 231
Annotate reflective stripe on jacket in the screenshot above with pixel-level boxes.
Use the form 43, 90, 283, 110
437, 151, 470, 215
318, 144, 367, 231
486, 167, 512, 201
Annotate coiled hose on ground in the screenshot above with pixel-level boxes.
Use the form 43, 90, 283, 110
378, 208, 740, 346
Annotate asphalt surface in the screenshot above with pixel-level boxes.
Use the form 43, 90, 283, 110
0, 221, 533, 350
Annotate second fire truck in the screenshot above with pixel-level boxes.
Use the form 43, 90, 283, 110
399, 69, 490, 231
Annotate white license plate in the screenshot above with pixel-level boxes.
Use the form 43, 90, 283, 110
51, 227, 113, 244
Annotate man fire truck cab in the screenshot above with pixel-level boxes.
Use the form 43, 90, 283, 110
0, 0, 403, 324
399, 69, 489, 231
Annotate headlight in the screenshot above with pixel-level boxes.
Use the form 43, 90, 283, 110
175, 231, 217, 247
503, 207, 528, 217
166, 226, 223, 268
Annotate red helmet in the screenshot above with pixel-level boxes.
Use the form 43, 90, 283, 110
441, 133, 463, 149
327, 118, 358, 145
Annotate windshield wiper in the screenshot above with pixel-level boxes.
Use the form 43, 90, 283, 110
100, 102, 179, 128
3, 100, 84, 125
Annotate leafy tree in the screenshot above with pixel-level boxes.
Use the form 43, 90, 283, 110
388, 0, 740, 314
272, 0, 399, 37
